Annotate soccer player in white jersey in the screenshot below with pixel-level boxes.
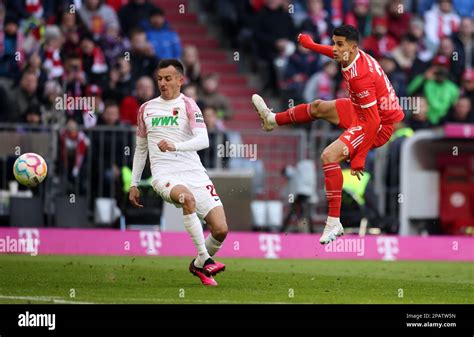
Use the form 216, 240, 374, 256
129, 59, 228, 286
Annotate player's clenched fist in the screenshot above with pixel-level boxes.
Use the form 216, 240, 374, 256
297, 33, 314, 48
129, 186, 143, 208
158, 139, 176, 152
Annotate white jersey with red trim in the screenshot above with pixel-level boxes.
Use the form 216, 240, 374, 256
136, 93, 207, 176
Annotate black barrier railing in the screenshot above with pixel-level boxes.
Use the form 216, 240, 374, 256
0, 123, 309, 228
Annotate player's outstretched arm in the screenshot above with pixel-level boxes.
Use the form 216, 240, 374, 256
129, 136, 148, 208
174, 128, 209, 151
297, 34, 334, 59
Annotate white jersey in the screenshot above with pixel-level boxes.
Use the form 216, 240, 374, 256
137, 93, 207, 176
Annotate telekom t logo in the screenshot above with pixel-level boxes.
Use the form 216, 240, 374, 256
18, 228, 40, 255
376, 237, 399, 261
139, 231, 162, 255
259, 234, 281, 259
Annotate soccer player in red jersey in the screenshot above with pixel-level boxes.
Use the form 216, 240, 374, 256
252, 25, 404, 244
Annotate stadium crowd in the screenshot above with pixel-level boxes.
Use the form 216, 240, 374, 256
207, 0, 473, 127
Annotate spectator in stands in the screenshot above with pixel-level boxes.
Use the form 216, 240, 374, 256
182, 83, 205, 109
0, 85, 14, 122
85, 84, 104, 128
386, 0, 412, 42
23, 105, 42, 125
101, 24, 130, 65
282, 39, 319, 102
61, 11, 83, 56
407, 55, 460, 125
40, 80, 65, 127
200, 73, 234, 120
299, 0, 333, 45
42, 25, 64, 80
452, 17, 474, 72
120, 76, 155, 125
379, 55, 407, 98
144, 7, 182, 59
303, 60, 338, 102
59, 118, 89, 191
129, 28, 159, 80
408, 16, 437, 61
182, 45, 202, 86
63, 52, 87, 123
79, 34, 108, 86
442, 96, 474, 124
409, 96, 432, 130
363, 16, 397, 59
0, 14, 23, 81
461, 69, 474, 106
252, 0, 297, 94
392, 33, 428, 80
424, 0, 460, 49
198, 106, 229, 169
344, 0, 372, 38
118, 0, 159, 37
93, 100, 130, 200
24, 52, 47, 90
78, 0, 119, 40
7, 70, 40, 122
107, 57, 134, 102
437, 36, 464, 83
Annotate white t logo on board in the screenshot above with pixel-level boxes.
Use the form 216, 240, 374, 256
376, 237, 399, 261
259, 234, 281, 259
139, 231, 162, 255
18, 228, 40, 256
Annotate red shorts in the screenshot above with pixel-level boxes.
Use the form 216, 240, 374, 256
335, 98, 394, 161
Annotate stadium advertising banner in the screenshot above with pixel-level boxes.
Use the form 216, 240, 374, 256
0, 228, 472, 261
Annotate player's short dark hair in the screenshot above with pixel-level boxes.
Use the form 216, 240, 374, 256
158, 58, 185, 75
333, 25, 360, 43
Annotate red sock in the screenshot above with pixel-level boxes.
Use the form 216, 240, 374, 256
275, 103, 315, 126
323, 163, 343, 217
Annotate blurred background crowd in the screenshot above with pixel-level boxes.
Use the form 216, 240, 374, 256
0, 0, 472, 234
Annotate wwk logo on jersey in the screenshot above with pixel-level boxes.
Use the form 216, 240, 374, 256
151, 116, 179, 127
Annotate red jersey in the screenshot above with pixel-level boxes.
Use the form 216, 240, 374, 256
341, 49, 405, 125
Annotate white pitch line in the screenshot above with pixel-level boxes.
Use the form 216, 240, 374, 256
0, 295, 94, 304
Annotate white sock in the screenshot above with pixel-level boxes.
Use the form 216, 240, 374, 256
327, 216, 340, 226
183, 213, 210, 268
205, 234, 223, 257
267, 112, 277, 127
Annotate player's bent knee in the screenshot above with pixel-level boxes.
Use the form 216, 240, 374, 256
182, 194, 196, 213
320, 148, 336, 164
212, 225, 228, 242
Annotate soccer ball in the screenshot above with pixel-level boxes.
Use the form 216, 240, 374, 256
13, 153, 48, 187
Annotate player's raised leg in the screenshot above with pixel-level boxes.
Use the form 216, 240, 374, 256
319, 139, 347, 244
169, 184, 217, 286
251, 94, 340, 131
202, 205, 228, 276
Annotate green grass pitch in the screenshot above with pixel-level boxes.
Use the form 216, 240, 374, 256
0, 255, 472, 304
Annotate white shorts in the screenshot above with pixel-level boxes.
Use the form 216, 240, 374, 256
151, 170, 222, 220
